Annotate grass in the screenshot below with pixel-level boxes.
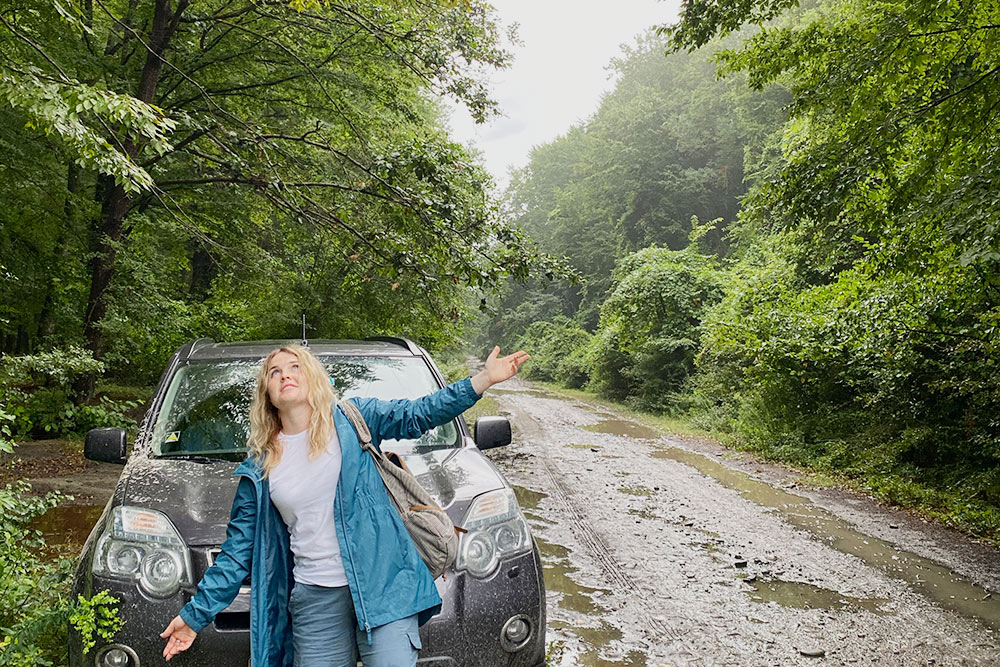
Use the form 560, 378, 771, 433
462, 394, 502, 434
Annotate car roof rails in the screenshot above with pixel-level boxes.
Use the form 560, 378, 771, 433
365, 336, 421, 356
184, 337, 216, 360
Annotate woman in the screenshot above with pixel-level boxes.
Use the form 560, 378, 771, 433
160, 343, 529, 666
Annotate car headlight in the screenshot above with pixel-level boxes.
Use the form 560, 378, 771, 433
93, 506, 193, 598
456, 488, 532, 578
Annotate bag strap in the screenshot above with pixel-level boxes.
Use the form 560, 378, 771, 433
337, 399, 445, 517
338, 399, 374, 453
338, 399, 413, 515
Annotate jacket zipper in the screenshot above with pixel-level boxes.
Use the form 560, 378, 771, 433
337, 481, 372, 644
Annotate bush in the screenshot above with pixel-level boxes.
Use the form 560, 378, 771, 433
691, 231, 1000, 541
589, 232, 724, 411
512, 316, 593, 387
0, 347, 137, 439
0, 481, 123, 666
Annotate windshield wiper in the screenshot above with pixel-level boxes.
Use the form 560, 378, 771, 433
155, 454, 229, 464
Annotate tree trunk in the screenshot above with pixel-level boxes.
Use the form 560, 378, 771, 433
79, 0, 187, 396
15, 325, 29, 354
38, 163, 82, 341
189, 241, 216, 299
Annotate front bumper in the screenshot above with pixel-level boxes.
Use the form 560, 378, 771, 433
71, 545, 545, 667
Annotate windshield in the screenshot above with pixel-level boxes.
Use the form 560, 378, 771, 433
149, 356, 461, 460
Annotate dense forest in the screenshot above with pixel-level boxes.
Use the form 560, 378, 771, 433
2, 0, 999, 662
0, 0, 566, 383
489, 0, 1000, 541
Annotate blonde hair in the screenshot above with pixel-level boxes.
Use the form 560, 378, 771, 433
247, 344, 338, 477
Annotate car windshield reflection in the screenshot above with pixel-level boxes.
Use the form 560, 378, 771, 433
150, 356, 460, 459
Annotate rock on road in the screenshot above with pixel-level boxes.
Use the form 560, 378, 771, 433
484, 379, 1000, 666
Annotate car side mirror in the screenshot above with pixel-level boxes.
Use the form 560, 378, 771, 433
474, 416, 511, 450
85, 427, 127, 464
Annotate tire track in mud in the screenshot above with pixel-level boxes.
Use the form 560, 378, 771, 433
512, 397, 706, 664
538, 454, 706, 663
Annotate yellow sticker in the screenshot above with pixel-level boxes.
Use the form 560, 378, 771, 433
165, 431, 180, 443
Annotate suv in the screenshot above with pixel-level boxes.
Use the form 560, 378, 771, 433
70, 338, 546, 667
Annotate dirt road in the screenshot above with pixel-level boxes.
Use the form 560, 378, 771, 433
486, 380, 1000, 666
18, 378, 1000, 665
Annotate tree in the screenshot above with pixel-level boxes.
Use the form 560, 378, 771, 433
0, 0, 567, 385
670, 0, 1000, 507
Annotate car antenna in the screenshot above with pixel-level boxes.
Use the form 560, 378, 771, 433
301, 314, 308, 347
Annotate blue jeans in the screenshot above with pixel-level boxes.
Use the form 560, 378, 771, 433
288, 582, 420, 667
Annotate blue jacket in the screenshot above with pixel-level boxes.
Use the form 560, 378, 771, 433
178, 377, 482, 667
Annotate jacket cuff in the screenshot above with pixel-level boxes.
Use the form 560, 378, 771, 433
179, 604, 209, 634
464, 375, 484, 399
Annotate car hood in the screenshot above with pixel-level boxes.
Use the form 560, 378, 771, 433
122, 447, 506, 546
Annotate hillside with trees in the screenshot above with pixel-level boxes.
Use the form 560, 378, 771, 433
492, 0, 1000, 540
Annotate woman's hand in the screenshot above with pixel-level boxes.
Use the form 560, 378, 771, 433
161, 615, 196, 661
472, 346, 530, 394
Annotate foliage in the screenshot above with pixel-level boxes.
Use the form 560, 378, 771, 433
0, 402, 13, 455
0, 15, 175, 193
493, 28, 787, 342
660, 0, 800, 51
589, 222, 725, 410
68, 591, 124, 657
0, 482, 124, 666
0, 483, 72, 667
670, 0, 1000, 529
0, 347, 136, 438
512, 317, 592, 389
0, 0, 570, 387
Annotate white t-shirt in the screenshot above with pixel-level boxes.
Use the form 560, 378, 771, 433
267, 428, 348, 587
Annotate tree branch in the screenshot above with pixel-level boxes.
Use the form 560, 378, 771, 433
918, 65, 1000, 113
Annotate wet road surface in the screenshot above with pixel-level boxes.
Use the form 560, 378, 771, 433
486, 380, 1000, 666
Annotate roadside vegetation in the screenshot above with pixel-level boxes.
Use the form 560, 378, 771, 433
2, 1, 999, 662
0, 403, 123, 666
484, 0, 1000, 544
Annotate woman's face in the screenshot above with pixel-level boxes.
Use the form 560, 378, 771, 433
265, 351, 308, 411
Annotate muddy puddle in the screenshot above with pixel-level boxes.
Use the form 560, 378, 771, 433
539, 532, 646, 665
549, 620, 647, 666
536, 535, 607, 615
514, 484, 646, 665
30, 504, 103, 554
651, 446, 1000, 630
583, 420, 660, 440
514, 485, 607, 614
513, 484, 555, 525
743, 576, 889, 614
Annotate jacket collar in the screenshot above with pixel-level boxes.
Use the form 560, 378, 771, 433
234, 456, 263, 482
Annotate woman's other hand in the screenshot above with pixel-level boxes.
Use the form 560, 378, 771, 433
161, 615, 196, 661
472, 346, 530, 394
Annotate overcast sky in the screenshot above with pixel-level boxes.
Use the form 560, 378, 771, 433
446, 0, 682, 190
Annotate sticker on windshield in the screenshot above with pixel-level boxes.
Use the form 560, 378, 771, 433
164, 431, 180, 443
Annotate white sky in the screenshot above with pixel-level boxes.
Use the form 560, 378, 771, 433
446, 0, 682, 190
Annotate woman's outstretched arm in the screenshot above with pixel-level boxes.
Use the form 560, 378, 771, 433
353, 346, 529, 444
161, 475, 258, 660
